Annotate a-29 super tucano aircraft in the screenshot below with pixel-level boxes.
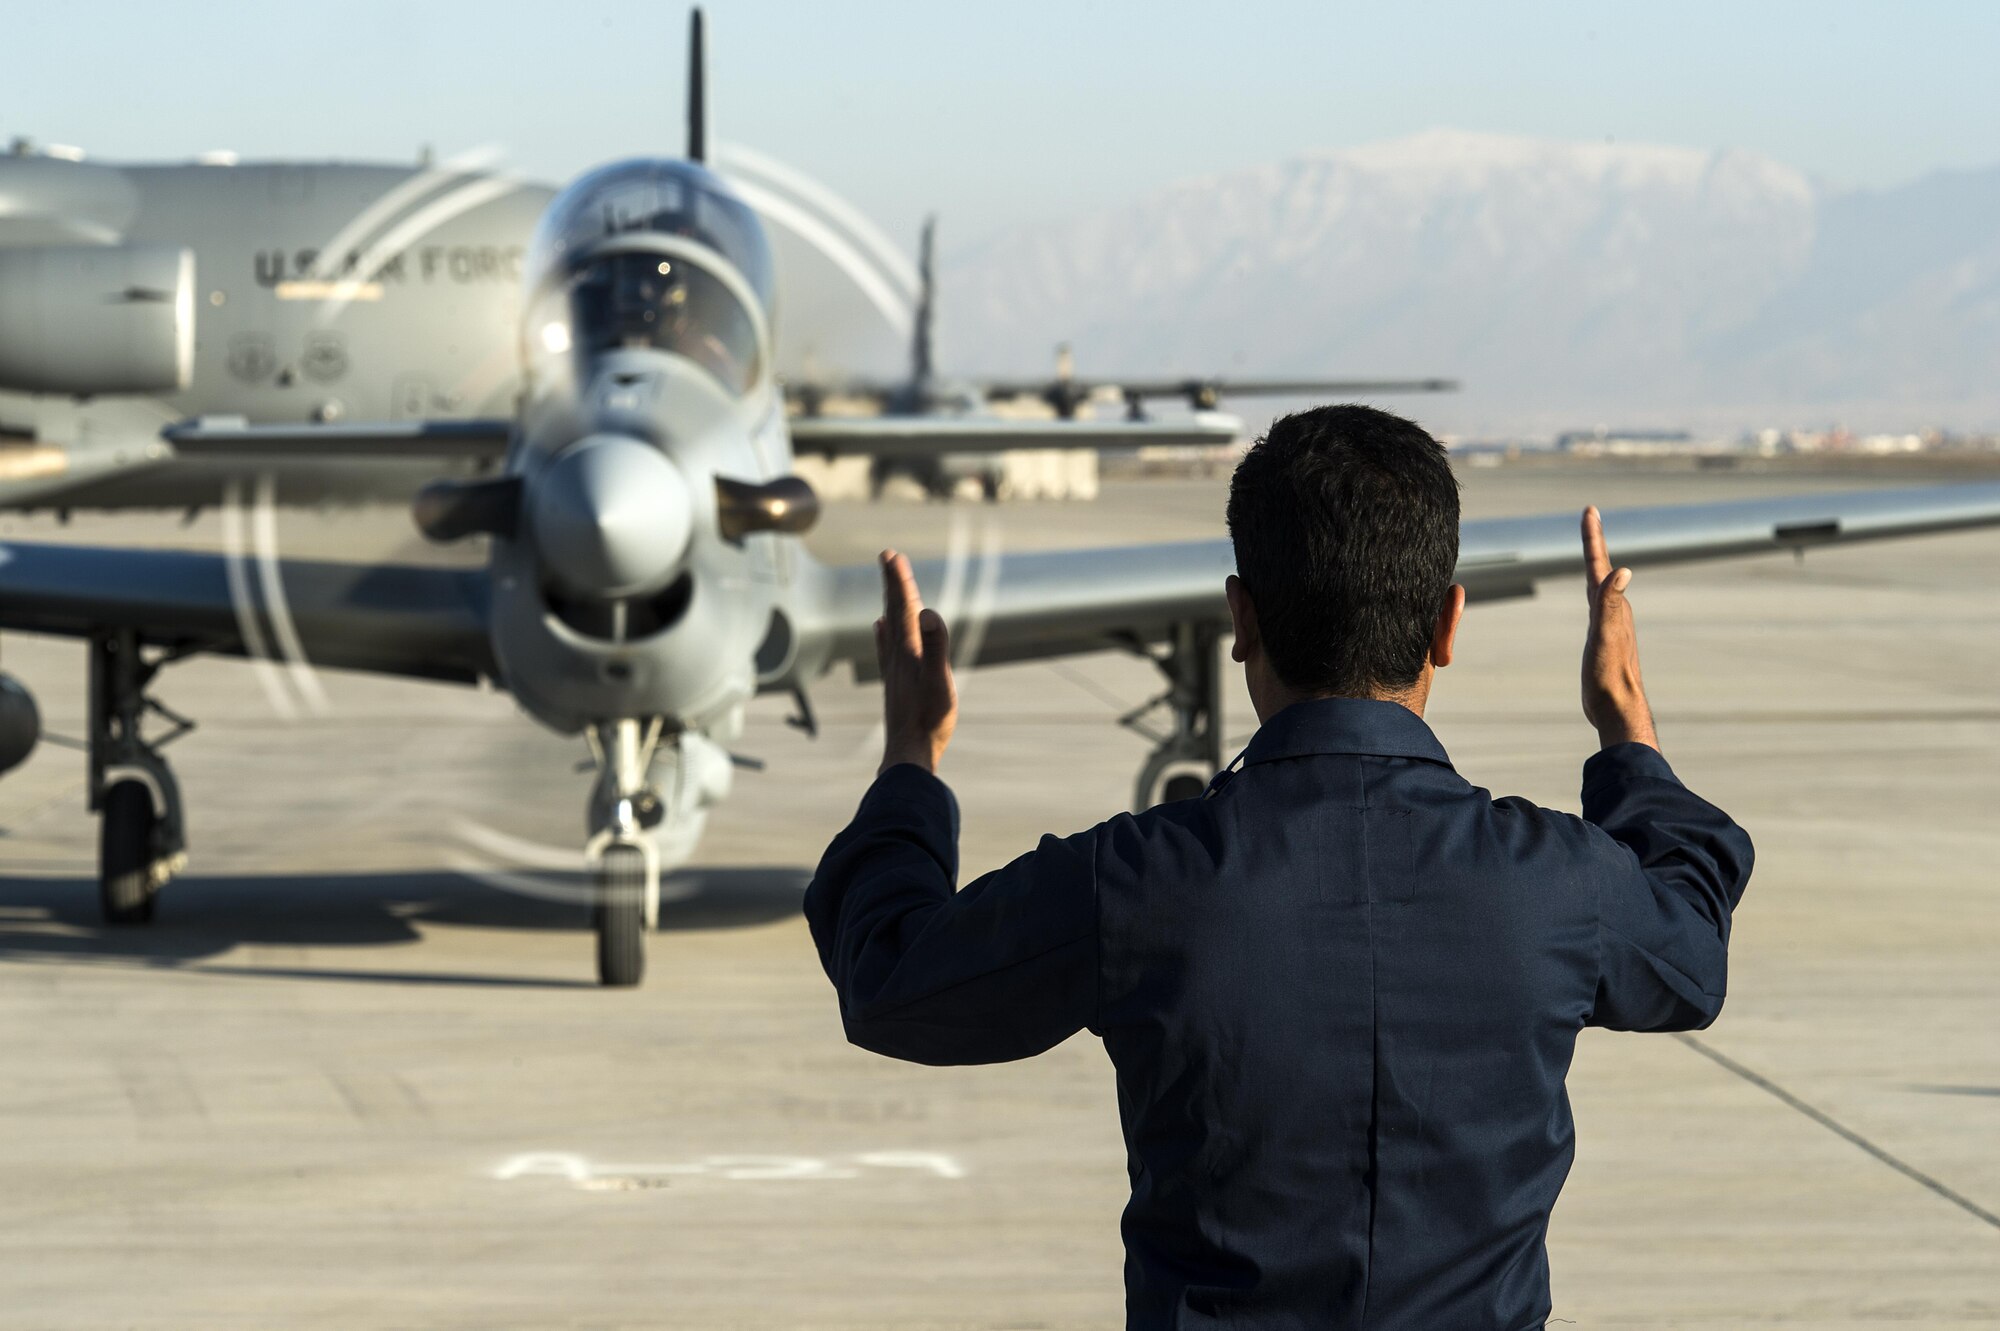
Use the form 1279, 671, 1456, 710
4, 13, 2000, 986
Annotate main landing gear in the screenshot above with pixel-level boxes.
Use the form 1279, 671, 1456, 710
584, 718, 666, 987
89, 630, 192, 924
1120, 622, 1225, 810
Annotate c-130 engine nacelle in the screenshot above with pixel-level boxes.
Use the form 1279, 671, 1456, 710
0, 244, 194, 395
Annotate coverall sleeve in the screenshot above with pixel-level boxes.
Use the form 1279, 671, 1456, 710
804, 764, 1098, 1065
1581, 742, 1756, 1032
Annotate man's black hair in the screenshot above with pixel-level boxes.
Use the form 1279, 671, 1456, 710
1226, 405, 1461, 698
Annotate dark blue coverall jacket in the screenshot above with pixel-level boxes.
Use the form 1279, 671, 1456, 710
805, 697, 1754, 1329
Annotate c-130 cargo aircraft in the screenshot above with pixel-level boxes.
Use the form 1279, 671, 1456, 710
3, 12, 2000, 986
0, 57, 1425, 516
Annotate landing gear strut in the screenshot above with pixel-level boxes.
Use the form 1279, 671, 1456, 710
585, 717, 665, 987
1120, 622, 1225, 809
89, 630, 191, 924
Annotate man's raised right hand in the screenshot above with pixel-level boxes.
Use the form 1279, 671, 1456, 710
1581, 507, 1660, 752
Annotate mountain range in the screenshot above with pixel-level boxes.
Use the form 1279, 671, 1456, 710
932, 130, 2000, 437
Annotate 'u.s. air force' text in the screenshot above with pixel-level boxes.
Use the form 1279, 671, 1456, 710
254, 246, 525, 286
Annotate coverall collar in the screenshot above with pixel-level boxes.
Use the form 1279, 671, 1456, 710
1240, 696, 1455, 770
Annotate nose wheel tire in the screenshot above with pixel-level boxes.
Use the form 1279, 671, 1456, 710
99, 778, 159, 925
1160, 773, 1210, 803
594, 843, 647, 987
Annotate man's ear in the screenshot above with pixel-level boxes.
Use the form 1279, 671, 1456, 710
1225, 574, 1258, 664
1431, 583, 1467, 670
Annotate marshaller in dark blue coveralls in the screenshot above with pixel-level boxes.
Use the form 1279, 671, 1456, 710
806, 407, 1755, 1329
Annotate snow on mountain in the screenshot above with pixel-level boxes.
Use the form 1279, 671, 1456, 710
935, 130, 2000, 435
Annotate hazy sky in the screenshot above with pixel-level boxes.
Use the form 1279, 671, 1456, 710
11, 1, 1999, 248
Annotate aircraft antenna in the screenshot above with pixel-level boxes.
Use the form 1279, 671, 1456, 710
911, 215, 936, 388
687, 8, 708, 163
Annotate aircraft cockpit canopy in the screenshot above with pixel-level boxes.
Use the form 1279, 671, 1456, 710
566, 250, 760, 396
527, 159, 774, 309
526, 160, 772, 397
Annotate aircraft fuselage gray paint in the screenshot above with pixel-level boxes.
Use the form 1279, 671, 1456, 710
498, 245, 788, 734
0, 152, 551, 504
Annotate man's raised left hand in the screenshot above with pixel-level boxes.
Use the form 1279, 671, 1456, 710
875, 550, 958, 776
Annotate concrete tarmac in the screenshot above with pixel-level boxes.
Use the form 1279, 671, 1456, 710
0, 462, 1996, 1328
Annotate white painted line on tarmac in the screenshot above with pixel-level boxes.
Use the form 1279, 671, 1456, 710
491, 1150, 967, 1189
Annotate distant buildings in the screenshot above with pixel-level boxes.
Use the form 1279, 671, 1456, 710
1441, 425, 2000, 459
1555, 428, 1696, 457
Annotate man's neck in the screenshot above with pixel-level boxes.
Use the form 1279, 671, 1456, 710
1251, 673, 1432, 725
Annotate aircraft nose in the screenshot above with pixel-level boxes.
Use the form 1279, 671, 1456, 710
530, 434, 693, 599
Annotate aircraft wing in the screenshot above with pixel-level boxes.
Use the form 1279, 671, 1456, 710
162, 418, 513, 460
787, 413, 1239, 460
796, 378, 1454, 416
0, 541, 491, 684
1449, 481, 2000, 599
0, 441, 172, 508
983, 376, 1459, 412
1106, 377, 1459, 399
802, 481, 2000, 673
169, 414, 1242, 462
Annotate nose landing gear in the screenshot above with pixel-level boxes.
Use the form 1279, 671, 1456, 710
580, 717, 733, 987
585, 717, 665, 987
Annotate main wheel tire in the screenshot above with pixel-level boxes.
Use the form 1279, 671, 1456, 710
99, 778, 158, 925
594, 843, 647, 988
1135, 754, 1218, 810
